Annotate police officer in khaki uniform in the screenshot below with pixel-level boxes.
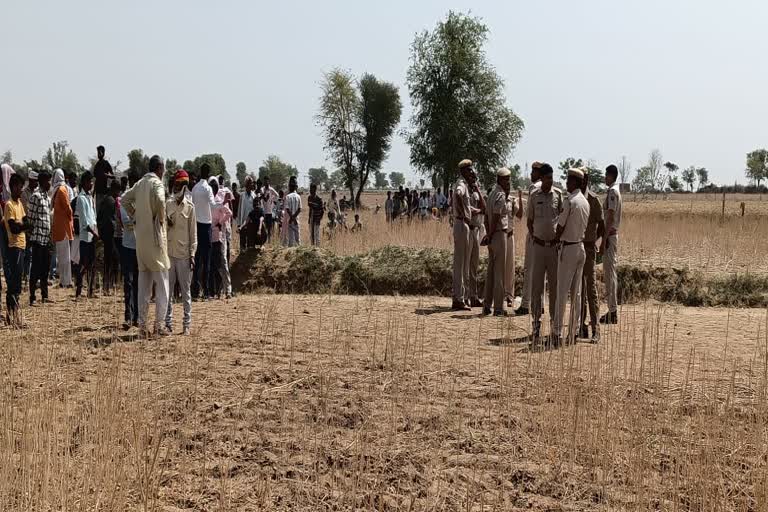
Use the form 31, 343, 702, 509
579, 171, 605, 342
451, 159, 474, 311
467, 168, 487, 307
527, 163, 562, 339
599, 164, 622, 324
553, 169, 590, 345
482, 167, 511, 316
514, 162, 543, 316
504, 188, 524, 307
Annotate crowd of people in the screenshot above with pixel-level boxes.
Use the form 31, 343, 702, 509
450, 159, 622, 347
2, 145, 621, 344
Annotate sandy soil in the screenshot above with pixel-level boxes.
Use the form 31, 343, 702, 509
2, 288, 767, 511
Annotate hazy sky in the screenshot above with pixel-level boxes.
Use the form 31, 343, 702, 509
2, 0, 767, 185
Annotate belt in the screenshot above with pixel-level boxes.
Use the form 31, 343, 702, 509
506, 231, 514, 238
533, 237, 558, 247
562, 241, 581, 247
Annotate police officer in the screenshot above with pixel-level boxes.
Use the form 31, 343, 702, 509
467, 168, 487, 308
527, 163, 562, 340
579, 171, 605, 342
504, 187, 524, 308
514, 162, 543, 316
599, 164, 622, 324
553, 169, 590, 345
451, 159, 474, 311
482, 167, 511, 316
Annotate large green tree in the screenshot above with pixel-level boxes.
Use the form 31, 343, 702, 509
44, 140, 84, 173
317, 70, 402, 205
189, 154, 229, 183
258, 155, 297, 190
388, 171, 405, 188
746, 149, 767, 187
373, 170, 389, 189
558, 157, 584, 182
354, 74, 402, 204
127, 149, 149, 182
235, 162, 248, 187
696, 167, 709, 189
308, 167, 330, 190
681, 166, 697, 191
406, 11, 524, 191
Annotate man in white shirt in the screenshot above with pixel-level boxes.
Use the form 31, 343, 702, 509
190, 163, 216, 300
283, 176, 302, 247
261, 176, 278, 241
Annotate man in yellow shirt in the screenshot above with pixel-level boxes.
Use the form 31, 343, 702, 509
3, 174, 29, 325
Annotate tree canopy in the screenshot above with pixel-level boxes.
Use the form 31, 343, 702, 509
406, 11, 524, 191
388, 172, 405, 188
236, 161, 248, 187
308, 167, 330, 190
258, 155, 297, 190
746, 149, 767, 186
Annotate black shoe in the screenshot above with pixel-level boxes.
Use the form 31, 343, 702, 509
590, 327, 601, 344
482, 307, 492, 316
470, 298, 483, 308
451, 301, 471, 311
514, 306, 529, 316
599, 312, 618, 325
579, 325, 589, 339
549, 335, 563, 349
493, 310, 509, 317
506, 298, 514, 308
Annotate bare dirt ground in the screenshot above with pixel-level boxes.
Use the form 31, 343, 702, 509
2, 287, 767, 511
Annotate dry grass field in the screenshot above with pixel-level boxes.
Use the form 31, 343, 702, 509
322, 192, 768, 275
2, 289, 767, 511
1, 194, 767, 511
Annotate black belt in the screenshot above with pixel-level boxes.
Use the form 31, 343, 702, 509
562, 241, 581, 247
533, 237, 557, 247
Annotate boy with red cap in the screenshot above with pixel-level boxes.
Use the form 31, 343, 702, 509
165, 170, 197, 335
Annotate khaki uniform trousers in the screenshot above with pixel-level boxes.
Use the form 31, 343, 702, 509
581, 242, 599, 326
531, 243, 558, 327
504, 231, 515, 300
520, 233, 533, 308
452, 220, 471, 302
604, 235, 619, 313
483, 231, 507, 312
468, 225, 483, 301
554, 243, 586, 338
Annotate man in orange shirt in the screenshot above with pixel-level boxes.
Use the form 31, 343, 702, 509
51, 169, 74, 287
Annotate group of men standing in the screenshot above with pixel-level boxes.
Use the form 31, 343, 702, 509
451, 159, 622, 346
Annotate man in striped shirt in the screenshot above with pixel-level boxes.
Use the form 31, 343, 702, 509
28, 170, 52, 306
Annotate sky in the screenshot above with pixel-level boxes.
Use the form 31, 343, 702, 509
2, 0, 767, 186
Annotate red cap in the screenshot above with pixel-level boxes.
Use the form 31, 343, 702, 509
174, 170, 189, 182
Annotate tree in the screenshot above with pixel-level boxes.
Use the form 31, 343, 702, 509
373, 170, 389, 189
507, 164, 523, 190
696, 167, 709, 189
668, 175, 683, 192
165, 159, 180, 173
44, 140, 83, 173
681, 166, 696, 191
317, 69, 360, 201
662, 161, 679, 191
406, 11, 524, 191
632, 166, 654, 193
127, 149, 149, 182
746, 149, 768, 187
308, 167, 330, 190
189, 154, 228, 183
354, 74, 402, 204
618, 156, 632, 184
327, 169, 347, 191
558, 157, 584, 182
1, 150, 12, 165
388, 172, 405, 188
236, 161, 248, 187
258, 155, 297, 190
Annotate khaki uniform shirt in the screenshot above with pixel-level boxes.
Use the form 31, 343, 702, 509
469, 189, 484, 229
121, 173, 170, 272
558, 189, 590, 243
528, 187, 563, 241
166, 195, 198, 260
583, 190, 603, 242
506, 195, 518, 233
488, 185, 509, 232
604, 183, 622, 234
452, 178, 471, 220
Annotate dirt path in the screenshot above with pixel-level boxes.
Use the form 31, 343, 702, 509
2, 290, 766, 511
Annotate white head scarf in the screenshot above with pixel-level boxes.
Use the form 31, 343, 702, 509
1, 163, 15, 202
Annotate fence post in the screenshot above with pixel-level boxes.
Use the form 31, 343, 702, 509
721, 190, 726, 221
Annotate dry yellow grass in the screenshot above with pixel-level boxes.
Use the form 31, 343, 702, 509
2, 194, 767, 510
2, 289, 768, 510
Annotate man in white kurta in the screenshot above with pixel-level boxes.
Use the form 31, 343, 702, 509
121, 155, 171, 336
